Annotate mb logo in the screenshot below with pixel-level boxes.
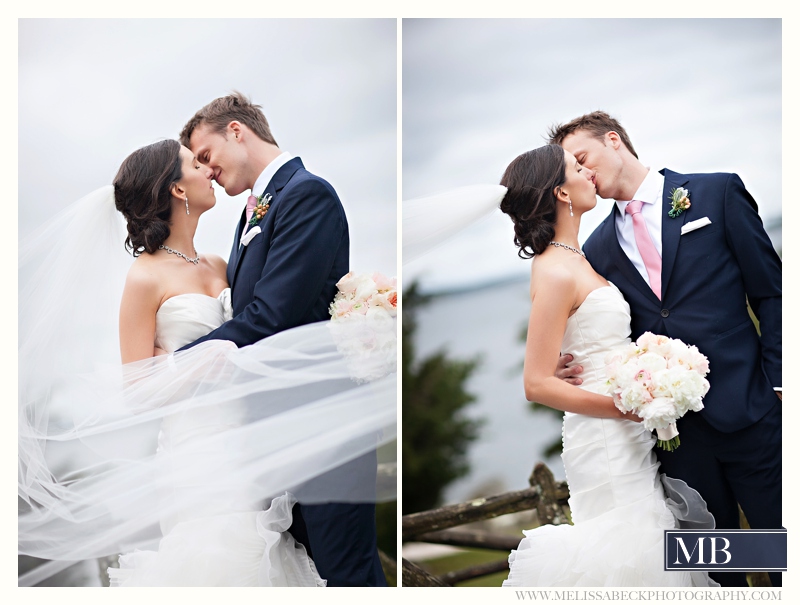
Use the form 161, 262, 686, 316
665, 529, 786, 572
672, 536, 731, 565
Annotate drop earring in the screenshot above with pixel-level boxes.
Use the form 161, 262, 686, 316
569, 199, 574, 217
185, 196, 190, 215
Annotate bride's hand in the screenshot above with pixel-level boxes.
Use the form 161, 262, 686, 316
555, 354, 583, 385
619, 409, 643, 423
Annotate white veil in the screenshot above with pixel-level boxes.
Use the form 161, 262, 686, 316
18, 187, 396, 586
402, 184, 507, 264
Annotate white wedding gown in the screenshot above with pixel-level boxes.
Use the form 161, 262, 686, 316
107, 289, 325, 587
503, 284, 717, 587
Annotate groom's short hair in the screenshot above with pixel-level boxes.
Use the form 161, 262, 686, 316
547, 111, 638, 159
180, 91, 278, 147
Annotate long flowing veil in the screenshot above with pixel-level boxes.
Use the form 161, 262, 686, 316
18, 187, 397, 586
402, 184, 507, 264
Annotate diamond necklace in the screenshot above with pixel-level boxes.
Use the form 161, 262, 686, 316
548, 241, 586, 258
159, 244, 200, 265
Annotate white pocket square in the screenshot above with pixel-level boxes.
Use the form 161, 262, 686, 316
240, 225, 261, 246
681, 217, 711, 235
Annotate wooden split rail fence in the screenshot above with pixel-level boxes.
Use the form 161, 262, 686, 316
401, 463, 569, 587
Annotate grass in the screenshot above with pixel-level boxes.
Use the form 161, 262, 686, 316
413, 548, 510, 587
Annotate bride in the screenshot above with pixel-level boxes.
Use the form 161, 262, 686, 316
496, 144, 716, 587
18, 140, 396, 587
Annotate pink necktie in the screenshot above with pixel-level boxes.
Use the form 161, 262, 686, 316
245, 195, 258, 222
625, 200, 661, 299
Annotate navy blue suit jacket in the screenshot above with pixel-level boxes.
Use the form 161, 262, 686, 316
181, 157, 349, 348
175, 160, 388, 586
583, 169, 781, 433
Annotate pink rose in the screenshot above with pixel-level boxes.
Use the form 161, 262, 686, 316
336, 271, 359, 294
372, 272, 396, 292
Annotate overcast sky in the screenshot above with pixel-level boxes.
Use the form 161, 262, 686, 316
15, 18, 785, 292
403, 18, 782, 292
19, 19, 397, 277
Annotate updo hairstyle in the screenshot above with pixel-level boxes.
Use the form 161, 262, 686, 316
499, 144, 566, 259
113, 139, 183, 256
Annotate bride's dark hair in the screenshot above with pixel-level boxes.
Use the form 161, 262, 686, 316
113, 139, 183, 256
499, 144, 566, 259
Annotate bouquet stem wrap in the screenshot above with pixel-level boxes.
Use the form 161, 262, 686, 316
656, 423, 680, 451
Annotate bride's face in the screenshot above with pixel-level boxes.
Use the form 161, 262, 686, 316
175, 146, 216, 214
560, 150, 597, 213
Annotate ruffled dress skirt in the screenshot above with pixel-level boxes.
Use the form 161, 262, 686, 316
108, 493, 325, 587
503, 414, 716, 587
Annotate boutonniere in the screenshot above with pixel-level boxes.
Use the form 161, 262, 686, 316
248, 193, 272, 227
668, 187, 690, 218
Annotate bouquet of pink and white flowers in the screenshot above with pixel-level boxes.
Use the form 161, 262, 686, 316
328, 272, 397, 383
605, 332, 710, 451
329, 271, 397, 321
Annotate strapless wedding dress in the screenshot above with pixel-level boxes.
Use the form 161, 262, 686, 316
108, 289, 326, 587
503, 284, 717, 587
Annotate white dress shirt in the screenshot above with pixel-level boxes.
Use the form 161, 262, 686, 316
614, 167, 664, 287
252, 151, 294, 199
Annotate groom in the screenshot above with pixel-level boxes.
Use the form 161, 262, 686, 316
550, 111, 782, 587
177, 92, 386, 586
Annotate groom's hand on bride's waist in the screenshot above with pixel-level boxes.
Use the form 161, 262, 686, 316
556, 354, 583, 385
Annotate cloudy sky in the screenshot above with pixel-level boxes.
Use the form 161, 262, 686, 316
16, 17, 786, 294
19, 19, 397, 277
403, 18, 782, 292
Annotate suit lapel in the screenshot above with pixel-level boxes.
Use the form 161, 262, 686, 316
659, 169, 691, 298
230, 157, 305, 289
231, 209, 257, 290
599, 206, 658, 302
228, 208, 248, 288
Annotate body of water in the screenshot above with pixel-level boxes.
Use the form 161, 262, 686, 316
412, 276, 565, 505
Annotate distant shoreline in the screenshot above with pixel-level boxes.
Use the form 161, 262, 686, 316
416, 271, 529, 298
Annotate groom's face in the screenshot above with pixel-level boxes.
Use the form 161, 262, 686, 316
189, 123, 250, 197
561, 130, 624, 201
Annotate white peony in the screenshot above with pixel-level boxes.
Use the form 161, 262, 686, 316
639, 396, 679, 431
638, 352, 668, 374
617, 382, 653, 412
636, 332, 674, 358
